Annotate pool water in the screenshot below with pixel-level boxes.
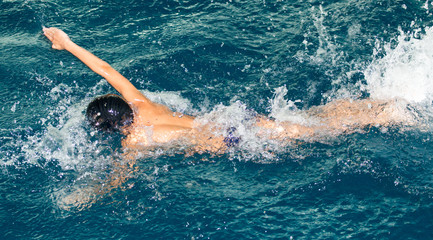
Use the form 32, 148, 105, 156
2, 0, 433, 239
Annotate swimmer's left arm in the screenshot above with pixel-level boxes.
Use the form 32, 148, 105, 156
43, 27, 152, 105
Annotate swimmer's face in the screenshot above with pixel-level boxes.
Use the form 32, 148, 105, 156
86, 94, 134, 133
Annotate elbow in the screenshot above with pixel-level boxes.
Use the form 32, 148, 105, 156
96, 62, 114, 78
100, 63, 113, 77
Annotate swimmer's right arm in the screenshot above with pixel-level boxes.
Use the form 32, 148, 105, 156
43, 27, 151, 105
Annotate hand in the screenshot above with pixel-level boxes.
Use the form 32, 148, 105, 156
43, 27, 71, 50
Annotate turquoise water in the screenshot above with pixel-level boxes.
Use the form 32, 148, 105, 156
2, 0, 433, 239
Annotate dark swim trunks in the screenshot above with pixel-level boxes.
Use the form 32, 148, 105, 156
223, 127, 240, 147
222, 109, 257, 147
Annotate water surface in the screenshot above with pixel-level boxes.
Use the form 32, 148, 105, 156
1, 0, 433, 239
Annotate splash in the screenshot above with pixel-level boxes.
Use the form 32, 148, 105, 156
268, 86, 308, 124
297, 5, 366, 100
17, 82, 111, 171
196, 90, 317, 163
364, 27, 433, 103
140, 89, 194, 114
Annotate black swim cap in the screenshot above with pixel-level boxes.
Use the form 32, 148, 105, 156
86, 94, 133, 133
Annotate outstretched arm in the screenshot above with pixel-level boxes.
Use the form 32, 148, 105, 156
43, 27, 151, 105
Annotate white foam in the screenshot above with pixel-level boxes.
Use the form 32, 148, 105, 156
140, 90, 194, 114
21, 101, 108, 171
363, 27, 433, 103
196, 101, 282, 162
268, 86, 310, 125
195, 92, 315, 162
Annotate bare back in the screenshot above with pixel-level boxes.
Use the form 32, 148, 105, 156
123, 101, 196, 147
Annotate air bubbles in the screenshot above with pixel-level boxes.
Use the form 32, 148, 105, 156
10, 101, 19, 112
180, 63, 188, 73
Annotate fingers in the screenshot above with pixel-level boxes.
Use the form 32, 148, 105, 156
42, 26, 56, 32
43, 27, 59, 37
43, 27, 61, 48
43, 27, 54, 40
43, 27, 70, 50
42, 26, 51, 34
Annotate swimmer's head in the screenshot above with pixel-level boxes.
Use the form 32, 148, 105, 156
86, 94, 134, 133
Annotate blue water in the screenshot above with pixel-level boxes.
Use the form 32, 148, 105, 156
2, 0, 433, 239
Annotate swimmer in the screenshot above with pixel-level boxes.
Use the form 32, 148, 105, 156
43, 27, 413, 153
44, 27, 415, 209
